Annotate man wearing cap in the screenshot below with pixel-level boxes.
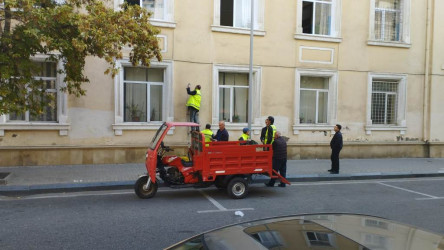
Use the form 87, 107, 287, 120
186, 83, 201, 130
260, 116, 277, 150
239, 128, 250, 141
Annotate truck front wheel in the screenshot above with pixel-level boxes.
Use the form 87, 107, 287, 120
227, 177, 248, 199
135, 176, 158, 199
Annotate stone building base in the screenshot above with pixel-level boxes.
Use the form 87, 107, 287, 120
0, 142, 443, 167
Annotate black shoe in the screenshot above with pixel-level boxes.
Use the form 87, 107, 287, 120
265, 183, 274, 187
330, 171, 339, 174
328, 169, 333, 172
278, 184, 286, 187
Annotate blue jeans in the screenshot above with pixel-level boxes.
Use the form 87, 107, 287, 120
189, 107, 199, 130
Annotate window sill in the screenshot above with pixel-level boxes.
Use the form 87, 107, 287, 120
365, 125, 407, 135
367, 40, 411, 48
292, 124, 334, 135
149, 20, 176, 28
211, 26, 266, 36
294, 34, 342, 43
112, 122, 167, 136
0, 123, 70, 136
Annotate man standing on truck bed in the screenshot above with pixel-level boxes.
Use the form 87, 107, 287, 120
260, 116, 277, 149
186, 83, 201, 130
265, 131, 287, 187
213, 121, 229, 141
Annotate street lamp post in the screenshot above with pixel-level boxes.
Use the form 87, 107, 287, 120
247, 0, 254, 137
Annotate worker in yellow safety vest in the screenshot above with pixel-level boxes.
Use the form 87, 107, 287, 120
186, 83, 201, 131
260, 116, 277, 149
239, 127, 250, 141
201, 124, 214, 147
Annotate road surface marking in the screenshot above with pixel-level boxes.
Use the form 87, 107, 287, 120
197, 208, 255, 213
415, 197, 444, 200
199, 190, 227, 211
377, 182, 438, 198
197, 190, 254, 213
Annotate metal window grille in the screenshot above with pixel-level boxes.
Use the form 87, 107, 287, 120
374, 0, 403, 41
371, 80, 398, 125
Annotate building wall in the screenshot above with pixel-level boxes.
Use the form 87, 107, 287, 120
0, 0, 443, 166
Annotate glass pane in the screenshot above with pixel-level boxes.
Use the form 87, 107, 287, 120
124, 83, 147, 122
374, 10, 383, 40
371, 93, 386, 124
372, 81, 398, 92
318, 91, 328, 123
30, 92, 57, 122
300, 90, 316, 124
32, 62, 57, 78
314, 2, 331, 35
9, 112, 25, 121
234, 0, 251, 28
147, 68, 164, 82
302, 1, 314, 34
301, 76, 329, 89
126, 0, 140, 6
219, 73, 249, 86
142, 0, 165, 19
124, 67, 147, 81
219, 88, 230, 122
376, 0, 401, 9
233, 87, 248, 123
386, 94, 397, 124
149, 85, 163, 121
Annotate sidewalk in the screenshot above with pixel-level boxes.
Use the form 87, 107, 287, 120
1, 158, 444, 193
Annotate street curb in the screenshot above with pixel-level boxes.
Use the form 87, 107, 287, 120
1, 173, 444, 194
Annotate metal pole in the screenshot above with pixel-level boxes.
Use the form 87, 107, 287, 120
247, 0, 254, 139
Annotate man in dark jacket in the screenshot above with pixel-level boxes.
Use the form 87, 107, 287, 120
213, 120, 229, 141
328, 124, 343, 174
265, 131, 287, 187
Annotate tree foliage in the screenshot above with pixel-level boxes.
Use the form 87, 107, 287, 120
0, 0, 162, 116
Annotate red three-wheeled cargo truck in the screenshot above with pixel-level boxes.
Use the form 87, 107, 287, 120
134, 122, 290, 199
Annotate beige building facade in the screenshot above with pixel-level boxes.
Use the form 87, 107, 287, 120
1, 0, 443, 166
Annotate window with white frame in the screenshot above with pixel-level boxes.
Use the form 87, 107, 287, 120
296, 0, 341, 41
120, 0, 175, 27
300, 76, 329, 124
0, 58, 69, 136
113, 60, 173, 135
212, 65, 262, 130
293, 69, 338, 134
219, 73, 249, 123
123, 67, 164, 122
8, 62, 58, 122
366, 73, 407, 134
369, 0, 410, 46
213, 0, 265, 35
371, 80, 398, 125
302, 0, 332, 36
305, 232, 333, 247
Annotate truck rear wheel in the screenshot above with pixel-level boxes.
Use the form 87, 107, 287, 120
135, 176, 158, 199
227, 177, 248, 199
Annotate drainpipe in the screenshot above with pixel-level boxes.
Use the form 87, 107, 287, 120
423, 0, 433, 157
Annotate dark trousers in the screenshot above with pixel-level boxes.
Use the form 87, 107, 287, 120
331, 149, 341, 172
268, 158, 287, 186
188, 107, 199, 130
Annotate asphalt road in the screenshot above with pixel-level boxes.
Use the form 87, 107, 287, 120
1, 177, 444, 250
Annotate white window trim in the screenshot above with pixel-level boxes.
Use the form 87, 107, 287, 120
293, 68, 338, 135
295, 0, 342, 42
368, 0, 411, 47
0, 55, 69, 136
212, 64, 262, 134
112, 60, 174, 135
366, 72, 407, 135
212, 0, 266, 36
114, 0, 176, 28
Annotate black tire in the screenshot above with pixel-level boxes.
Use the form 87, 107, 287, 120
226, 177, 249, 199
214, 176, 226, 190
135, 176, 158, 199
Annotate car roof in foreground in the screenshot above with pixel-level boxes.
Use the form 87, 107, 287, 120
167, 213, 444, 250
